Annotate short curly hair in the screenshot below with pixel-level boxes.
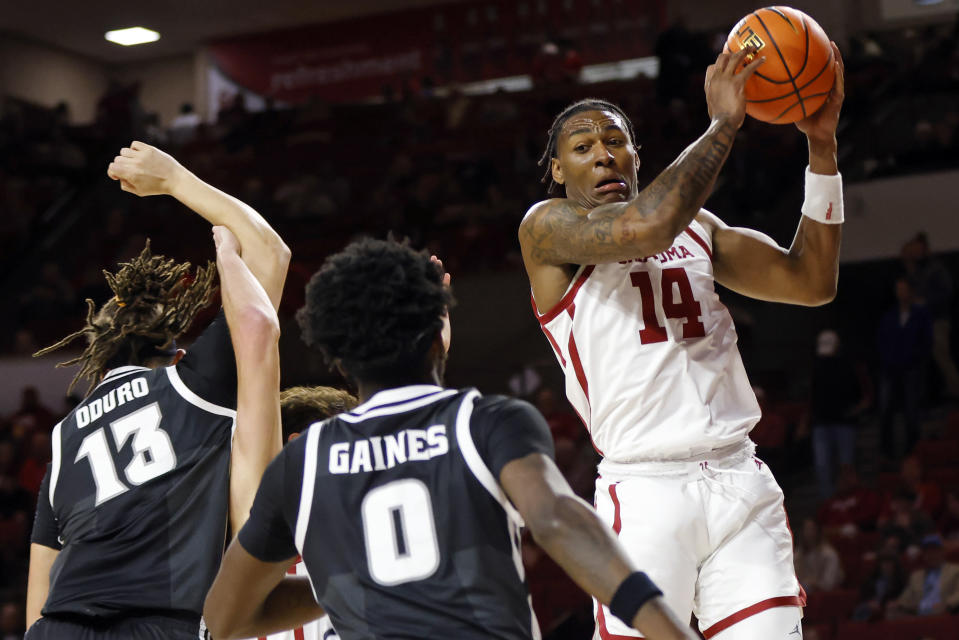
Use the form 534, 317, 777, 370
296, 237, 453, 384
280, 386, 358, 441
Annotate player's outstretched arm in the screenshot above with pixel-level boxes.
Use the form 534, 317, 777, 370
707, 43, 845, 307
26, 543, 58, 628
500, 454, 697, 640
213, 226, 283, 534
204, 541, 322, 640
519, 48, 765, 268
107, 142, 291, 310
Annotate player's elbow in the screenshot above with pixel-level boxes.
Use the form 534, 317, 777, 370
524, 494, 590, 547
799, 279, 837, 306
625, 218, 681, 257
234, 305, 281, 354
203, 594, 239, 640
273, 238, 292, 272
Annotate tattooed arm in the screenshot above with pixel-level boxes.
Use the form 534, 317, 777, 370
520, 117, 738, 267
519, 48, 764, 306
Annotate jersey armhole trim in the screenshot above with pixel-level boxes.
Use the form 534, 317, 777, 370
534, 264, 595, 325
684, 223, 713, 260
49, 421, 63, 509
295, 423, 323, 554
165, 366, 238, 419
454, 391, 524, 528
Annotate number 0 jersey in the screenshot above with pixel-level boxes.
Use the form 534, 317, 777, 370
533, 216, 761, 463
239, 385, 554, 640
31, 311, 237, 620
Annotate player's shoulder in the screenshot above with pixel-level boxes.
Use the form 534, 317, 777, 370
520, 198, 581, 231
472, 392, 532, 413
470, 393, 541, 427
693, 208, 725, 234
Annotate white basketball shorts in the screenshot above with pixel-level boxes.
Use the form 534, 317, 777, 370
592, 440, 805, 639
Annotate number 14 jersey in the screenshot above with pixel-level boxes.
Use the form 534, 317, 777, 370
533, 216, 761, 463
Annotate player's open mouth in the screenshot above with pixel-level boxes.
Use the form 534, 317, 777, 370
595, 178, 628, 194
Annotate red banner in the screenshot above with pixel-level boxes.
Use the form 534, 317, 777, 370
206, 0, 665, 103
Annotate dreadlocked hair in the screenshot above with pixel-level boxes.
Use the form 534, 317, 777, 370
34, 241, 217, 395
280, 386, 359, 441
537, 98, 637, 195
296, 237, 453, 385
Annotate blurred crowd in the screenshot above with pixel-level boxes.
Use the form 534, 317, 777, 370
2, 13, 959, 640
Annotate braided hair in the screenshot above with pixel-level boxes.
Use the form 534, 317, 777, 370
34, 241, 216, 395
537, 98, 637, 194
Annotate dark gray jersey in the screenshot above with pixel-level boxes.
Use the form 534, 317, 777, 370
239, 385, 555, 640
32, 312, 237, 620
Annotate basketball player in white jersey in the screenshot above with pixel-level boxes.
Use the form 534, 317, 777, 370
519, 44, 845, 639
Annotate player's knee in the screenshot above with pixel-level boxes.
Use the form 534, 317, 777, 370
708, 606, 803, 639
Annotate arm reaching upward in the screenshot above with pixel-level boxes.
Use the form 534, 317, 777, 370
707, 43, 846, 307
521, 47, 765, 310
213, 226, 283, 534
107, 142, 290, 310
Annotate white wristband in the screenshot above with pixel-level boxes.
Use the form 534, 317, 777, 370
801, 167, 844, 224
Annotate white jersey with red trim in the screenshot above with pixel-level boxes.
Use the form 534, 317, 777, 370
533, 215, 760, 463
249, 559, 337, 640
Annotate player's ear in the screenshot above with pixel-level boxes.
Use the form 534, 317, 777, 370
171, 348, 186, 365
440, 312, 451, 354
550, 157, 564, 186
287, 432, 300, 443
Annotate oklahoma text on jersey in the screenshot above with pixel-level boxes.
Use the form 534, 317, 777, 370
533, 216, 761, 463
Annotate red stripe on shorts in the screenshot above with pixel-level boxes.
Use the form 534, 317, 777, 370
596, 483, 644, 639
701, 595, 804, 638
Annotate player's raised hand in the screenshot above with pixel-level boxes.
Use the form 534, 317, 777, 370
430, 254, 452, 288
213, 225, 241, 257
704, 46, 766, 128
107, 141, 186, 197
795, 41, 845, 143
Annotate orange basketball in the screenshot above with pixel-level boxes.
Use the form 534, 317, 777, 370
725, 6, 835, 124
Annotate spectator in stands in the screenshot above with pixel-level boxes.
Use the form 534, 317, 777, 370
0, 440, 18, 479
7, 387, 55, 436
0, 601, 22, 640
818, 464, 881, 536
879, 488, 936, 553
17, 262, 77, 333
810, 329, 871, 497
535, 387, 580, 442
938, 487, 959, 544
795, 517, 845, 592
17, 430, 49, 497
852, 549, 907, 621
749, 386, 788, 473
890, 455, 944, 520
878, 276, 933, 460
902, 232, 959, 400
888, 534, 959, 617
171, 102, 201, 131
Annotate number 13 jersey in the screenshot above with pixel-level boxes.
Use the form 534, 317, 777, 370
31, 311, 238, 620
533, 217, 761, 463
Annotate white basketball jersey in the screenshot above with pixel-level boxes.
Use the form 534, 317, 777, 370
533, 216, 760, 463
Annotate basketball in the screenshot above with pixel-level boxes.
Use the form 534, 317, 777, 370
725, 6, 835, 124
